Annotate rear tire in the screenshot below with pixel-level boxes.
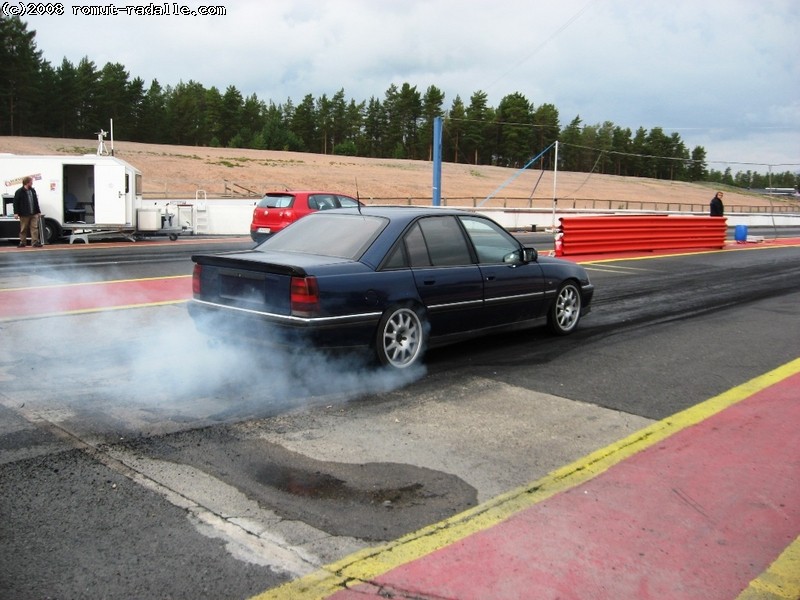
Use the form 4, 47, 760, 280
375, 305, 426, 369
548, 281, 582, 335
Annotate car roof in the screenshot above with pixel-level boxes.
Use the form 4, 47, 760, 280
263, 190, 356, 196
318, 205, 477, 220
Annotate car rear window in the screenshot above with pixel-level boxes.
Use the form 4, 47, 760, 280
258, 213, 387, 259
257, 194, 294, 208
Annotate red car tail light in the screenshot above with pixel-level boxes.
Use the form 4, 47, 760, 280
290, 276, 320, 316
192, 264, 203, 294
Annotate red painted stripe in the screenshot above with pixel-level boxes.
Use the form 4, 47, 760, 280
333, 373, 800, 599
0, 277, 191, 318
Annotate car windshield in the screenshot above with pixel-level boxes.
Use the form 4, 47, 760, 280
258, 213, 387, 259
257, 194, 293, 208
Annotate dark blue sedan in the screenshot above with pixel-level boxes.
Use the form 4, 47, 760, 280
189, 206, 594, 369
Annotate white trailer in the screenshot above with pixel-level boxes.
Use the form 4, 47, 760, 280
1, 153, 143, 243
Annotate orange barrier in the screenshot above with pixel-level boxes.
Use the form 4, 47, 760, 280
558, 215, 727, 256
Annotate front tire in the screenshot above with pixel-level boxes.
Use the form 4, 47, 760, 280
375, 305, 426, 369
548, 281, 582, 335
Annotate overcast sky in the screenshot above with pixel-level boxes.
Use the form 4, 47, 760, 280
24, 0, 800, 172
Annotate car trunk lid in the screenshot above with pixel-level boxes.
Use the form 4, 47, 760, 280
191, 251, 351, 316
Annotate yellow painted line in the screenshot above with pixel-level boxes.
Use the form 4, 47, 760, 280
253, 357, 800, 600
0, 299, 189, 323
0, 274, 191, 293
736, 535, 800, 600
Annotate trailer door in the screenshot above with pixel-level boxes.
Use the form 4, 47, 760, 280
93, 163, 127, 224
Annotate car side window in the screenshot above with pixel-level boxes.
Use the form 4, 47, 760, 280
417, 216, 472, 266
459, 215, 520, 263
383, 243, 407, 269
311, 195, 336, 210
337, 196, 359, 208
404, 223, 430, 267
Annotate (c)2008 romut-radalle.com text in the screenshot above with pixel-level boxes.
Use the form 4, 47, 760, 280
0, 2, 227, 17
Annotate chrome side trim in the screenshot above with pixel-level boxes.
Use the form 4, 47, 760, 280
483, 291, 546, 304
427, 291, 546, 312
426, 298, 484, 311
191, 299, 382, 325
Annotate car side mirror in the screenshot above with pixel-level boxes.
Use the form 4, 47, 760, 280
504, 247, 537, 265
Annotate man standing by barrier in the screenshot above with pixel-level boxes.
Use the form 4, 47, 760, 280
13, 176, 43, 248
710, 191, 725, 216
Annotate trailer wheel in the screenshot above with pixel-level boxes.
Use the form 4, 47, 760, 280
42, 218, 62, 244
169, 233, 178, 241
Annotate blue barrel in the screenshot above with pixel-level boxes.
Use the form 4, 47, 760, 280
734, 224, 748, 242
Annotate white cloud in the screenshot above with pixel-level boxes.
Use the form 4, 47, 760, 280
24, 0, 800, 168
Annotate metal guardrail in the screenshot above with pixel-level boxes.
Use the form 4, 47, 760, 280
366, 196, 800, 214
139, 192, 800, 214
557, 215, 727, 256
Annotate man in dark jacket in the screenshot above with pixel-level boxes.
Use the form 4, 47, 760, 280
13, 176, 43, 247
709, 191, 724, 217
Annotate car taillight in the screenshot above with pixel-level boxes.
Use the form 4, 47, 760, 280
192, 264, 202, 294
290, 276, 319, 316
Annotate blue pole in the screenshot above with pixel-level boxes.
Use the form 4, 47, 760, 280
432, 116, 442, 206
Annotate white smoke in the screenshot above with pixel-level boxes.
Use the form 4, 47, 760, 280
0, 278, 425, 437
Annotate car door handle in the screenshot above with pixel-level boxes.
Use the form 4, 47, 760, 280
423, 279, 436, 286
486, 275, 496, 281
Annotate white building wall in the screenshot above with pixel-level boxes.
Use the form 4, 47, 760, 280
148, 198, 800, 236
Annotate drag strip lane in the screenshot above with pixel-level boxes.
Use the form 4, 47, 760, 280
0, 275, 191, 321
2, 239, 800, 599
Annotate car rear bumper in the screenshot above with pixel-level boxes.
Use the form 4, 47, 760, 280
250, 230, 274, 243
187, 298, 382, 350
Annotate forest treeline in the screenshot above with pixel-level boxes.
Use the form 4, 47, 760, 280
1, 16, 797, 191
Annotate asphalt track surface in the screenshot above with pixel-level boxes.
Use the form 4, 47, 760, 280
1, 234, 799, 599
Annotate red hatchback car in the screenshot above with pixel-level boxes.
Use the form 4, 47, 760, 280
250, 191, 361, 242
